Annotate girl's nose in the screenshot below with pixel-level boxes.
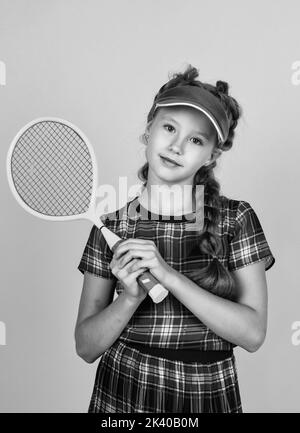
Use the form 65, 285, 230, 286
168, 136, 184, 154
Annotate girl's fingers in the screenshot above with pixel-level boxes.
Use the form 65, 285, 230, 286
131, 267, 148, 277
117, 249, 152, 268
130, 259, 150, 272
124, 258, 142, 273
114, 259, 138, 278
115, 258, 148, 279
119, 264, 147, 283
114, 241, 156, 259
127, 260, 148, 274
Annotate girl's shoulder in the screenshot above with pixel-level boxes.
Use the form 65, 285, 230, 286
218, 194, 258, 236
219, 194, 253, 218
219, 195, 275, 271
218, 194, 271, 243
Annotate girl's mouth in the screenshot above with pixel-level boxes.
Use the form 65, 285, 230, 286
160, 155, 182, 168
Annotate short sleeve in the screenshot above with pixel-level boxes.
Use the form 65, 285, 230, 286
77, 224, 115, 279
228, 201, 275, 272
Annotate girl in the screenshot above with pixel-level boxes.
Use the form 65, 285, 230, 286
76, 65, 275, 413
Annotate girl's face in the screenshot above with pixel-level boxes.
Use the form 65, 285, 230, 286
145, 106, 221, 187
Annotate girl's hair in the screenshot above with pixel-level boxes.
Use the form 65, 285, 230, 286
137, 64, 242, 301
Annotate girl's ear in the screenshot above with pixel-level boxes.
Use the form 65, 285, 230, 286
143, 121, 154, 144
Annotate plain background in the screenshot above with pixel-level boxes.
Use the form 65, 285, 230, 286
1, 0, 299, 412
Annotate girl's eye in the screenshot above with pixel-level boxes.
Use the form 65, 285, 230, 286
163, 124, 175, 132
163, 124, 203, 145
191, 137, 203, 145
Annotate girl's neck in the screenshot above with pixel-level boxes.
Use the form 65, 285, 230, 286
138, 184, 196, 216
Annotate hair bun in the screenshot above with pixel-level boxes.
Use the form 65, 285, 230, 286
216, 80, 229, 95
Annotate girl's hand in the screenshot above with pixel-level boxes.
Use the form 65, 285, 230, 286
109, 256, 149, 302
112, 238, 174, 287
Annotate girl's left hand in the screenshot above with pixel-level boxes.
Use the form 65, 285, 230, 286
113, 239, 174, 287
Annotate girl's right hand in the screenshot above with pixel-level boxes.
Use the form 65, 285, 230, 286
109, 256, 148, 302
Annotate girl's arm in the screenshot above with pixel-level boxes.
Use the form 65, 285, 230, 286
75, 272, 144, 363
112, 238, 269, 353
165, 260, 268, 352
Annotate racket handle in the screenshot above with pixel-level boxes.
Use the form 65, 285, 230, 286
111, 239, 169, 303
137, 271, 169, 303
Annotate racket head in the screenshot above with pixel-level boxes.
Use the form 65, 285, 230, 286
6, 117, 102, 227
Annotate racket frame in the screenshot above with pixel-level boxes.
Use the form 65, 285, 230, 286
6, 116, 102, 228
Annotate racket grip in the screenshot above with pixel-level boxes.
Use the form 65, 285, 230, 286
111, 239, 169, 303
137, 271, 169, 304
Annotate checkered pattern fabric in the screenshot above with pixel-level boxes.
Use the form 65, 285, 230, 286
77, 194, 275, 413
87, 339, 242, 413
78, 195, 275, 351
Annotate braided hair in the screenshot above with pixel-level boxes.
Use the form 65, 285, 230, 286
137, 64, 242, 300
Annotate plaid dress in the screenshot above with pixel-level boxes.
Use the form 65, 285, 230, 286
77, 195, 275, 413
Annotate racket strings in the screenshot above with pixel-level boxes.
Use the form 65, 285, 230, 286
29, 123, 90, 201
11, 121, 93, 216
15, 124, 82, 213
17, 127, 77, 209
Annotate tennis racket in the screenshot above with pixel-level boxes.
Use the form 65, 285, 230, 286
6, 117, 169, 303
